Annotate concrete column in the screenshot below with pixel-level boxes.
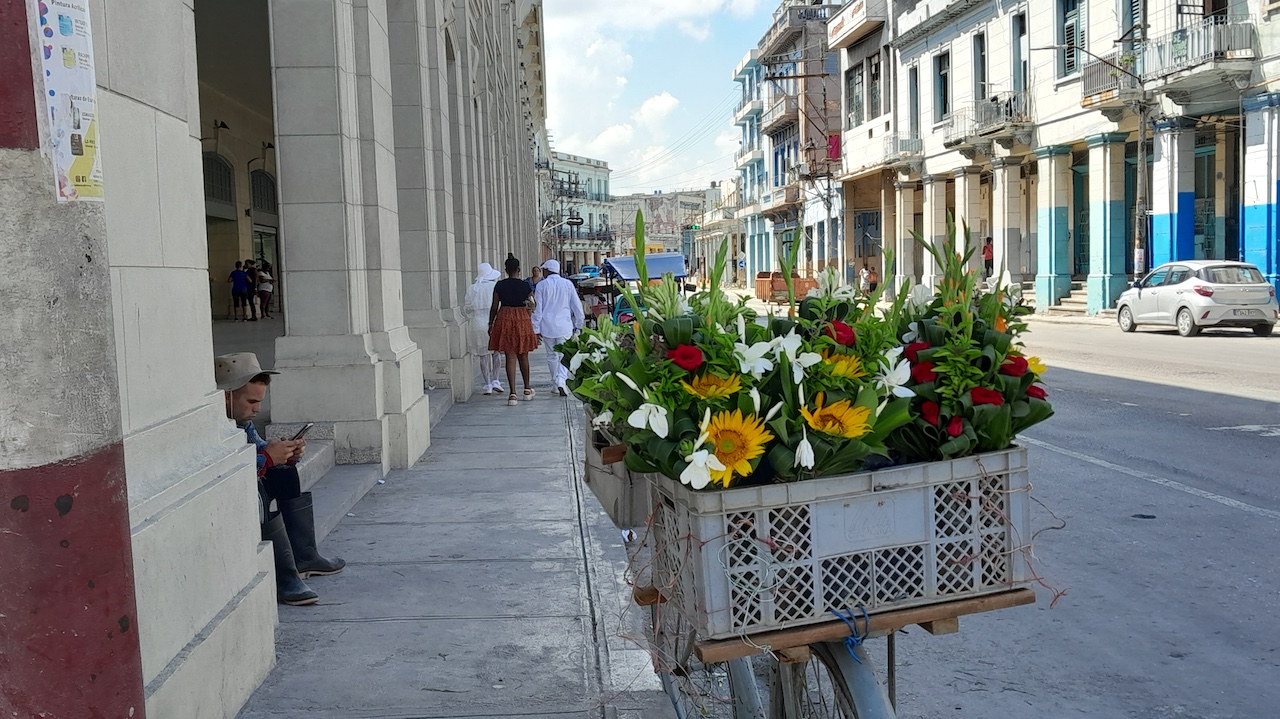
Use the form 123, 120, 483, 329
269, 0, 430, 469
1151, 118, 1196, 265
894, 179, 919, 290
921, 174, 948, 288
953, 166, 983, 274
0, 4, 146, 711
1086, 133, 1130, 314
1034, 145, 1073, 310
990, 157, 1024, 285
1242, 93, 1280, 287
881, 174, 897, 292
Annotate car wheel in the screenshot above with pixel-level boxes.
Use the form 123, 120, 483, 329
1177, 308, 1201, 337
1253, 324, 1274, 337
1118, 305, 1136, 333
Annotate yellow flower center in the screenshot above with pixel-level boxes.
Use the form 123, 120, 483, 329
821, 350, 867, 380
705, 410, 774, 488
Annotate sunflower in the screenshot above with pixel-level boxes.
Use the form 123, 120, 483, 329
1026, 356, 1047, 375
682, 373, 743, 400
705, 410, 774, 488
800, 392, 872, 439
821, 349, 867, 380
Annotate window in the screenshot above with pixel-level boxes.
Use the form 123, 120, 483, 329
1012, 13, 1028, 91
202, 153, 235, 205
1123, 0, 1143, 34
868, 53, 882, 119
1141, 267, 1169, 286
1164, 266, 1192, 285
973, 34, 987, 101
1203, 265, 1266, 283
933, 52, 951, 122
908, 66, 920, 136
1060, 0, 1084, 77
848, 62, 865, 128
250, 170, 277, 214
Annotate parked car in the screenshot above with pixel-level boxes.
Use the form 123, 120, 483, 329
1116, 260, 1278, 337
580, 265, 600, 278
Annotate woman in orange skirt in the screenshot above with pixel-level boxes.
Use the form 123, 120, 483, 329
488, 256, 540, 406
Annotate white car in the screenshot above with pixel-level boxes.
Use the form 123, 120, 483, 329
1116, 260, 1279, 337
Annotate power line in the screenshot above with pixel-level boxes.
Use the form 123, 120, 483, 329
612, 152, 736, 191
609, 89, 739, 179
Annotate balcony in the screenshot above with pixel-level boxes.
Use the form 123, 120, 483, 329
1080, 51, 1143, 121
972, 90, 1033, 148
735, 145, 765, 167
883, 132, 923, 173
734, 97, 764, 125
761, 183, 803, 218
1141, 16, 1258, 105
828, 0, 888, 50
759, 1, 838, 56
761, 95, 800, 134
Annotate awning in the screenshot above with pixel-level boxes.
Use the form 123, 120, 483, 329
602, 252, 687, 281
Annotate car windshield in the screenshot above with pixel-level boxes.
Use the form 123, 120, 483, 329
1201, 265, 1266, 284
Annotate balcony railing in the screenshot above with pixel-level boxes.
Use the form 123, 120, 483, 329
1080, 50, 1142, 99
735, 145, 764, 162
760, 2, 835, 55
1142, 16, 1258, 81
941, 108, 974, 147
883, 132, 923, 163
973, 90, 1032, 134
762, 95, 800, 132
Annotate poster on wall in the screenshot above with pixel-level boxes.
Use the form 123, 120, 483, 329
31, 0, 103, 202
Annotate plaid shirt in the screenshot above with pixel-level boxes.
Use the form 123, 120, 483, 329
239, 421, 270, 477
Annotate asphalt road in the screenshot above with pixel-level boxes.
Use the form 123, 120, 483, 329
885, 323, 1280, 718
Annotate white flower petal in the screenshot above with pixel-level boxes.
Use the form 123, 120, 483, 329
617, 373, 641, 392
626, 408, 648, 430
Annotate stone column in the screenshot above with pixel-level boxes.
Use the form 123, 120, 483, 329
953, 166, 983, 275
1242, 93, 1280, 286
1034, 145, 1073, 310
990, 157, 1023, 285
1151, 118, 1196, 266
921, 174, 948, 289
881, 173, 897, 293
1086, 133, 1130, 314
894, 179, 919, 290
269, 0, 430, 469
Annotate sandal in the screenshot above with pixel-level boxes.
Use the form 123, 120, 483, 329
522, 388, 536, 401
507, 393, 518, 406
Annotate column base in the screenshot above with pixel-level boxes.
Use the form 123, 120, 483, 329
1086, 273, 1128, 314
1034, 274, 1072, 312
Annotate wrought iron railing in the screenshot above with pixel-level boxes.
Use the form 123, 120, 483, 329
973, 90, 1032, 133
883, 132, 923, 162
1142, 16, 1257, 80
941, 108, 974, 146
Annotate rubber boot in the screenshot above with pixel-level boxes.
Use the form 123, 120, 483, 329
279, 492, 346, 578
261, 514, 319, 606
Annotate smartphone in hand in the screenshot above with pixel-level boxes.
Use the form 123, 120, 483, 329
291, 423, 315, 441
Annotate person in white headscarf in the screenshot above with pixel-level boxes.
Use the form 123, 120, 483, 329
464, 262, 504, 394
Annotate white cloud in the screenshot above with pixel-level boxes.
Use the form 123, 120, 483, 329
632, 92, 680, 132
677, 20, 711, 41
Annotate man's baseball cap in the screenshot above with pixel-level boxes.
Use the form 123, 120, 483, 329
541, 259, 561, 274
215, 352, 279, 392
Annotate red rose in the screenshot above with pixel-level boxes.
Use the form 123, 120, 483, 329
825, 320, 856, 346
946, 416, 964, 438
667, 344, 704, 371
1026, 384, 1048, 400
910, 361, 937, 384
970, 387, 1005, 406
999, 355, 1029, 377
904, 341, 931, 364
921, 400, 940, 426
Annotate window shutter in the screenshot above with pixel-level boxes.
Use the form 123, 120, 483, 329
1063, 16, 1080, 74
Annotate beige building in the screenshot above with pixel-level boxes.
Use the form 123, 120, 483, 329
1, 0, 550, 716
546, 150, 614, 271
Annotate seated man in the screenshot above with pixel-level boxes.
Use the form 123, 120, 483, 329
216, 352, 344, 606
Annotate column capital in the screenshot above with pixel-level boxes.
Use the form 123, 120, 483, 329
1243, 93, 1280, 113
893, 179, 920, 191
952, 166, 981, 178
989, 156, 1023, 169
1033, 145, 1072, 159
1085, 132, 1130, 147
920, 173, 946, 184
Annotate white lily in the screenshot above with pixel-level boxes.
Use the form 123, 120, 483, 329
792, 352, 822, 385
764, 401, 785, 421
735, 340, 776, 380
627, 402, 670, 438
875, 359, 915, 398
749, 387, 762, 415
736, 314, 748, 344
902, 321, 922, 343
587, 334, 616, 350
884, 345, 904, 365
569, 349, 604, 375
680, 448, 726, 490
774, 329, 803, 360
907, 284, 935, 314
591, 410, 614, 428
616, 372, 642, 393
795, 428, 815, 470
774, 329, 820, 385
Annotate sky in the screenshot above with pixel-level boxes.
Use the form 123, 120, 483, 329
542, 0, 778, 196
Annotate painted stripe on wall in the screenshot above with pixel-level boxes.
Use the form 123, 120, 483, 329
0, 0, 39, 149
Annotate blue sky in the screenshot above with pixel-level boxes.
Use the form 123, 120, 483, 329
543, 0, 777, 195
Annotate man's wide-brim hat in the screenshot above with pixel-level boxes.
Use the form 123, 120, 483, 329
215, 352, 279, 392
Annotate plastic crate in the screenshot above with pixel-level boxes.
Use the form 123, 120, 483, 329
583, 409, 652, 529
645, 447, 1032, 640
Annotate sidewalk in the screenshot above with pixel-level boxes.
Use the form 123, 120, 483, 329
236, 359, 675, 719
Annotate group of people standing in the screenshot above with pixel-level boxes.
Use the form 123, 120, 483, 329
464, 255, 584, 406
227, 259, 276, 321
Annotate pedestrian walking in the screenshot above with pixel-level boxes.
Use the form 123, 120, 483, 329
867, 266, 879, 294
983, 237, 994, 278
527, 265, 543, 292
530, 259, 584, 397
257, 262, 275, 319
228, 261, 251, 321
243, 260, 259, 321
859, 265, 871, 294
488, 256, 539, 406
465, 261, 504, 395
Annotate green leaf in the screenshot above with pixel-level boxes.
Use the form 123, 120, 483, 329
664, 317, 695, 348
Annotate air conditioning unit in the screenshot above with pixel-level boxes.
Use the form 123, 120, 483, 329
795, 162, 811, 177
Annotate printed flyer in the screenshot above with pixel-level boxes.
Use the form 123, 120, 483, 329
32, 0, 103, 202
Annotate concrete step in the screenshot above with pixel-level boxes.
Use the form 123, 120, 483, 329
310, 464, 385, 542
297, 440, 335, 493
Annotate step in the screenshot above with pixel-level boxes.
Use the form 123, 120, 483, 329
310, 464, 385, 542
297, 440, 335, 493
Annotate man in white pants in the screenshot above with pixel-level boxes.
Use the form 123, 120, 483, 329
531, 259, 584, 395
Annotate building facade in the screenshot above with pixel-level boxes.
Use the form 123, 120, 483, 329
612, 189, 710, 253
547, 150, 614, 271
830, 0, 1280, 312
1, 1, 550, 717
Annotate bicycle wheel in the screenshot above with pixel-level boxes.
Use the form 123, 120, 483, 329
770, 642, 858, 718
649, 601, 765, 719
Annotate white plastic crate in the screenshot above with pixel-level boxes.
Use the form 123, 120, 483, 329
583, 409, 652, 529
645, 447, 1032, 640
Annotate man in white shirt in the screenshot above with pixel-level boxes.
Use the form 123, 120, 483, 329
531, 259, 585, 395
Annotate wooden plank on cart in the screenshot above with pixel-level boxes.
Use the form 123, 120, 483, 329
919, 618, 960, 635
695, 588, 1036, 664
600, 444, 627, 465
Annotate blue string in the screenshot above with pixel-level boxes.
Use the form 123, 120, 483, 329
829, 606, 870, 664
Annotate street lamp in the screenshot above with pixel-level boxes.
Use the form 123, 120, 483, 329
1033, 44, 1150, 275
